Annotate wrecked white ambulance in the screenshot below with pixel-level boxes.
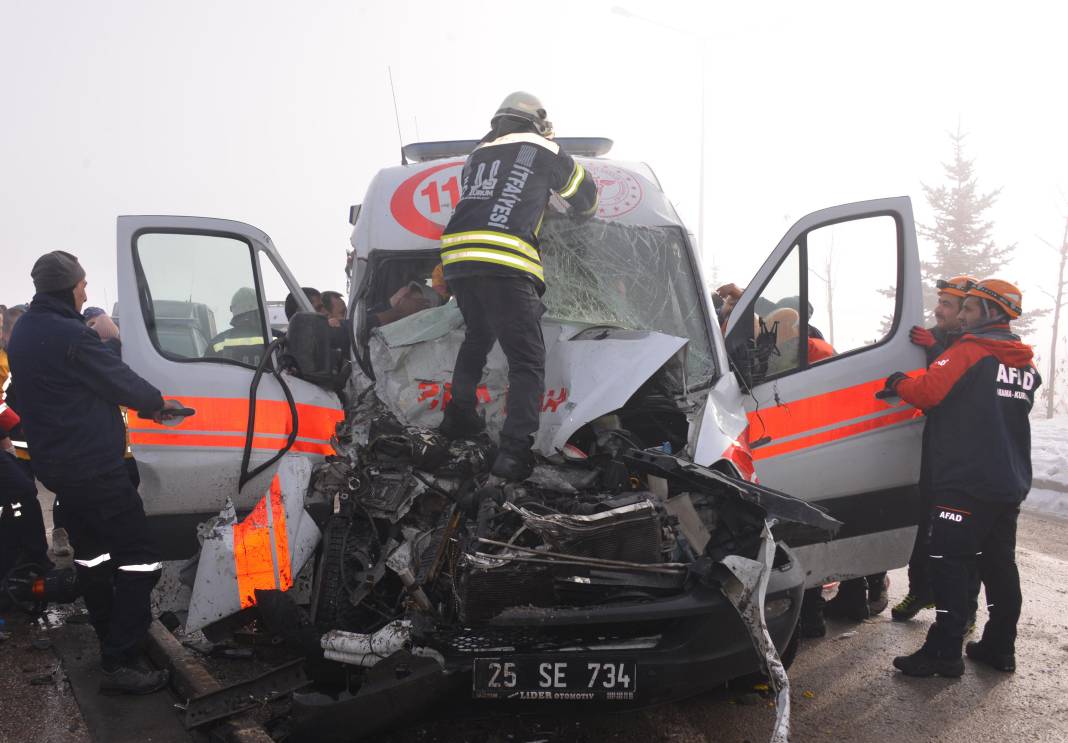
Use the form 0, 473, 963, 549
116, 137, 924, 739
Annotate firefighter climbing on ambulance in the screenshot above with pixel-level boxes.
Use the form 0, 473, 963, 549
885, 278, 1037, 677
437, 91, 599, 481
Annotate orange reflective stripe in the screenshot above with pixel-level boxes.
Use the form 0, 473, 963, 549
127, 431, 334, 456
131, 397, 343, 442
747, 370, 924, 461
233, 475, 292, 609
269, 476, 292, 591
752, 408, 916, 461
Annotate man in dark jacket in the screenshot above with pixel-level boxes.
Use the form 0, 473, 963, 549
887, 279, 1036, 677
0, 401, 52, 578
438, 92, 599, 480
893, 274, 977, 621
8, 251, 180, 695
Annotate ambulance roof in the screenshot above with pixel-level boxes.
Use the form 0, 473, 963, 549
349, 140, 687, 260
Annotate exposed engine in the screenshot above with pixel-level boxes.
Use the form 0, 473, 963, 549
308, 408, 794, 638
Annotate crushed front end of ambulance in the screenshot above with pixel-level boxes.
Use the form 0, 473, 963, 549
283, 403, 837, 742
270, 214, 839, 741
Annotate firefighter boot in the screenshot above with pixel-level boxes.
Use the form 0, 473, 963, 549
891, 592, 935, 621
439, 403, 485, 441
892, 648, 964, 678
99, 664, 170, 695
965, 641, 1015, 672
490, 437, 534, 482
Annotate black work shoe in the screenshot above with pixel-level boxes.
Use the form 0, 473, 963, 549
438, 404, 485, 441
490, 450, 534, 482
825, 579, 870, 622
891, 593, 935, 621
99, 665, 170, 695
799, 615, 827, 639
892, 649, 964, 678
965, 641, 1015, 672
867, 575, 889, 616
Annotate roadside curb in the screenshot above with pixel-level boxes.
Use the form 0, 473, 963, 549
145, 620, 274, 743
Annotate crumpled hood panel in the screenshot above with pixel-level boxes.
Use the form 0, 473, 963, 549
368, 302, 686, 455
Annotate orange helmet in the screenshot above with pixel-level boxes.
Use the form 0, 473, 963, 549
967, 278, 1022, 319
935, 275, 978, 298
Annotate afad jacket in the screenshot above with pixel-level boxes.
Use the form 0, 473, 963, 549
893, 325, 1040, 503
6, 294, 164, 484
440, 132, 599, 293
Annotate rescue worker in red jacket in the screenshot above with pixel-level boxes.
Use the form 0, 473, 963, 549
893, 275, 978, 621
887, 279, 1036, 677
438, 92, 599, 481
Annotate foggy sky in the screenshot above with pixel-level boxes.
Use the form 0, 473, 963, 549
2, 0, 1065, 357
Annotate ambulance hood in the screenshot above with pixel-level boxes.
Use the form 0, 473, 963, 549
367, 302, 688, 456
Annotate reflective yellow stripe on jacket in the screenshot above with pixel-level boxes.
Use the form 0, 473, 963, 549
212, 336, 266, 353
559, 162, 586, 199
440, 230, 545, 282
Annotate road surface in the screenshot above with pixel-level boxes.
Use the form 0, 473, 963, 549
3, 501, 1065, 743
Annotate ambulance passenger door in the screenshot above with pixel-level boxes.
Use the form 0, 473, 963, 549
724, 197, 926, 587
116, 216, 344, 560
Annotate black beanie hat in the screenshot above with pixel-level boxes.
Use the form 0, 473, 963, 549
31, 251, 86, 293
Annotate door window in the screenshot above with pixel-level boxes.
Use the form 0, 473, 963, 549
805, 216, 898, 359
135, 232, 268, 368
731, 214, 900, 384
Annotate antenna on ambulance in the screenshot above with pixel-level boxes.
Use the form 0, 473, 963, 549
388, 66, 406, 164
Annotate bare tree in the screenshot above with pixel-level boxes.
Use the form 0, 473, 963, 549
1040, 215, 1068, 418
810, 244, 835, 347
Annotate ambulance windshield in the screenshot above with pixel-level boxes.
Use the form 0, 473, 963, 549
539, 217, 716, 389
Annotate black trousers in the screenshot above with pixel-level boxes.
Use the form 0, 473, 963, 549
923, 490, 1021, 658
908, 487, 982, 612
45, 464, 161, 668
0, 451, 51, 575
449, 276, 546, 451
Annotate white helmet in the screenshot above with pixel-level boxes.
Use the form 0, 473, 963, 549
230, 286, 258, 317
491, 91, 553, 137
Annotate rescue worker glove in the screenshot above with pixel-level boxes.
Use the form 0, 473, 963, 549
883, 371, 908, 392
909, 326, 936, 348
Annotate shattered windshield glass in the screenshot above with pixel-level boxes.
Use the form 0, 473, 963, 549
538, 217, 717, 388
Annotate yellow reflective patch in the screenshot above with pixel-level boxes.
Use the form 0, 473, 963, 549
559, 163, 585, 198
441, 248, 545, 281
213, 336, 266, 352
440, 230, 540, 262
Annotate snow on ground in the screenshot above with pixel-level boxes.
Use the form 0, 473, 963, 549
1026, 415, 1068, 518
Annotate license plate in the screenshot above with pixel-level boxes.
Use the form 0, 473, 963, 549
472, 657, 637, 701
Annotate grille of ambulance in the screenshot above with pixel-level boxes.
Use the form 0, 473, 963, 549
127, 397, 343, 456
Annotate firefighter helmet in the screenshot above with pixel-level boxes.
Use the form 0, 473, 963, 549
935, 275, 978, 298
230, 287, 259, 317
967, 279, 1022, 319
491, 91, 553, 137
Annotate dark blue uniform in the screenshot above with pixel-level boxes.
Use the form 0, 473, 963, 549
8, 294, 165, 668
440, 132, 598, 457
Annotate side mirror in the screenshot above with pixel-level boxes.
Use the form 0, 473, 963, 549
282, 312, 341, 388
